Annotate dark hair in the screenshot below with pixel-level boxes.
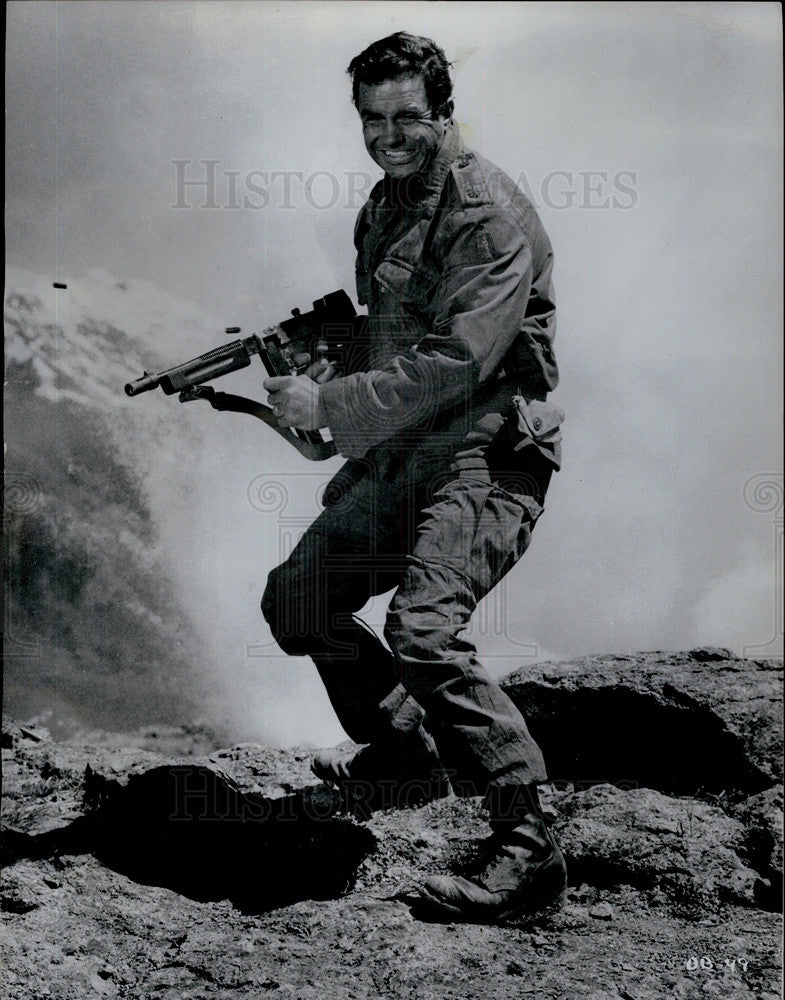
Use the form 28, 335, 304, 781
347, 32, 454, 118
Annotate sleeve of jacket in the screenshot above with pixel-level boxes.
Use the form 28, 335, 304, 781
320, 206, 533, 458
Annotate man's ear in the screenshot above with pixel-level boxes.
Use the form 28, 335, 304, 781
435, 101, 454, 125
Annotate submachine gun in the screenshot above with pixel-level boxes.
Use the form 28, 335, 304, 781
125, 290, 365, 461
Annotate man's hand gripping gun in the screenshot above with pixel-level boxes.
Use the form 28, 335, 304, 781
125, 290, 363, 461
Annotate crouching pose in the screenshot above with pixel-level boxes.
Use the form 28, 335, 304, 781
263, 32, 567, 921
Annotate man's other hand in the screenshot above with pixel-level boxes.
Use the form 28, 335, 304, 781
263, 375, 328, 430
303, 356, 340, 384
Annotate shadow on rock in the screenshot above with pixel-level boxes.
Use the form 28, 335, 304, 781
503, 650, 782, 796
87, 763, 377, 913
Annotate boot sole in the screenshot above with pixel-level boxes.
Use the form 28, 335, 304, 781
415, 884, 567, 924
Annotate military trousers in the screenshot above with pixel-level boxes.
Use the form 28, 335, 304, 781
261, 401, 552, 793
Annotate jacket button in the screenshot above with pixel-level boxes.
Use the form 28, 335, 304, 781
532, 417, 542, 431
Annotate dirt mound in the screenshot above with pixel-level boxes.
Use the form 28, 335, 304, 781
2, 651, 782, 999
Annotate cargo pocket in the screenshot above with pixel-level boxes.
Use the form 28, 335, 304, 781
403, 263, 440, 309
412, 477, 540, 598
373, 258, 414, 298
511, 396, 565, 470
374, 258, 440, 310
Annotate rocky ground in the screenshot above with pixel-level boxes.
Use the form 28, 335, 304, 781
2, 649, 782, 1000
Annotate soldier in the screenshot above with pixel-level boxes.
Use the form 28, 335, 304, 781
263, 31, 567, 921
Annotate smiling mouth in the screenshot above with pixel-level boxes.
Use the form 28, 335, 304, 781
381, 150, 417, 163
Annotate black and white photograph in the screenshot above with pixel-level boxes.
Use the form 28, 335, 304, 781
3, 2, 783, 998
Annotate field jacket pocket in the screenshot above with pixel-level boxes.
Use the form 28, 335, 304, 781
512, 395, 565, 470
372, 258, 414, 298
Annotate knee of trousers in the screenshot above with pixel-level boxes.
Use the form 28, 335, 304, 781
261, 562, 323, 656
383, 599, 472, 666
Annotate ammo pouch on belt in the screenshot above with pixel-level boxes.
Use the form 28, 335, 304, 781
512, 396, 565, 471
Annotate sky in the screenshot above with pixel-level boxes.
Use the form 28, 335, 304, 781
5, 1, 783, 745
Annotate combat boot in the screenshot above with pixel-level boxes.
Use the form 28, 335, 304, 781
311, 727, 451, 816
417, 783, 567, 921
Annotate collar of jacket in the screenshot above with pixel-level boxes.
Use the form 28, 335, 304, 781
375, 119, 464, 220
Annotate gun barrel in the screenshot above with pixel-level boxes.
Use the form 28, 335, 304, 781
125, 373, 160, 396
125, 337, 263, 398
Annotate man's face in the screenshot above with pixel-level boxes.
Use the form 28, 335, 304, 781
357, 75, 449, 179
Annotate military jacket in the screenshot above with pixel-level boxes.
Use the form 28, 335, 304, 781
319, 121, 560, 462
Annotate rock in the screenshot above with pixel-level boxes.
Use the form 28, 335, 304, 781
0, 861, 51, 913
552, 784, 761, 908
0, 732, 323, 855
1, 638, 782, 999
414, 830, 447, 849
1, 737, 164, 858
731, 784, 784, 908
1, 716, 24, 749
1, 716, 50, 748
501, 648, 782, 794
2, 730, 374, 910
1, 714, 782, 1000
